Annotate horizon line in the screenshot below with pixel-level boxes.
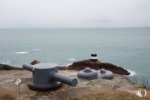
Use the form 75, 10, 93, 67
0, 26, 150, 29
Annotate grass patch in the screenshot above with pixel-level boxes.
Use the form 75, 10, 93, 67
74, 90, 150, 100
0, 86, 17, 100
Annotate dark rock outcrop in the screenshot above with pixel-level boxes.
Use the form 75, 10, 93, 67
0, 64, 22, 70
30, 60, 40, 65
59, 59, 130, 75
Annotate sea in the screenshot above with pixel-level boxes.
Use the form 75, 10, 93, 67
0, 28, 150, 84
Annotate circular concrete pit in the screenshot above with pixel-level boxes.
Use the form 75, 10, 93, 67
77, 67, 98, 80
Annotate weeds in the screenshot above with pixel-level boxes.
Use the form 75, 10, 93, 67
129, 76, 150, 88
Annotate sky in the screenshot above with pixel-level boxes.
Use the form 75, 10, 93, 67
0, 0, 150, 28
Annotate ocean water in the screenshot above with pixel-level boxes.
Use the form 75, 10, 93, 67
0, 28, 150, 82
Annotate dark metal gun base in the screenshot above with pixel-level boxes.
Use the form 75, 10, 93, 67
28, 80, 63, 92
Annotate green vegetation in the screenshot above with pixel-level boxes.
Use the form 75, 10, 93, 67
130, 76, 150, 89
67, 96, 76, 100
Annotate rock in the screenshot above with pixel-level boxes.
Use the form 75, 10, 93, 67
99, 63, 130, 75
30, 60, 40, 65
0, 64, 22, 70
59, 59, 130, 75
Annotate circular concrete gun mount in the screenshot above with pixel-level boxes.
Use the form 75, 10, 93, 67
99, 69, 114, 79
23, 63, 78, 91
77, 67, 98, 80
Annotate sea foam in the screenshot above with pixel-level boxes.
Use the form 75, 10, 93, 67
127, 69, 136, 76
15, 51, 29, 54
0, 60, 11, 64
68, 58, 76, 61
32, 49, 41, 51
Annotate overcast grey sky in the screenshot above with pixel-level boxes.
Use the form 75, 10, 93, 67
0, 0, 150, 28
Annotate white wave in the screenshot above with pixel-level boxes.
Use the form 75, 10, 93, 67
127, 69, 136, 76
32, 49, 41, 51
62, 63, 72, 67
1, 60, 15, 64
66, 63, 72, 67
68, 58, 76, 61
1, 61, 10, 64
5, 60, 10, 64
15, 51, 29, 54
5, 61, 10, 64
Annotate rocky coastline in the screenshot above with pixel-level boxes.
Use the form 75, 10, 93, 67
59, 59, 130, 75
0, 60, 150, 100
0, 63, 22, 71
0, 59, 130, 75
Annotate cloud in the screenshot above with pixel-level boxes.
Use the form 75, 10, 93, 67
0, 0, 150, 28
